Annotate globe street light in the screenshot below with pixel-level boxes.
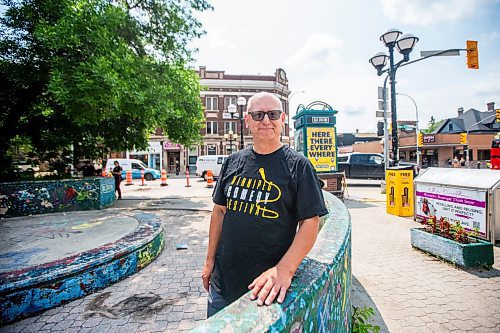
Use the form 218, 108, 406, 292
224, 130, 238, 154
237, 96, 247, 150
227, 104, 237, 152
369, 28, 419, 165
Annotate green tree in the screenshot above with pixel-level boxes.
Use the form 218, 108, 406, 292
421, 116, 444, 134
0, 0, 211, 180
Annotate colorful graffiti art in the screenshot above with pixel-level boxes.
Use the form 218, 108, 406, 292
0, 178, 115, 218
0, 212, 164, 324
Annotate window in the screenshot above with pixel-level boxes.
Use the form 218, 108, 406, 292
448, 123, 453, 131
224, 97, 237, 109
368, 155, 383, 165
338, 156, 348, 162
217, 157, 224, 164
225, 121, 236, 133
351, 154, 367, 164
477, 149, 490, 160
206, 121, 218, 134
206, 97, 218, 111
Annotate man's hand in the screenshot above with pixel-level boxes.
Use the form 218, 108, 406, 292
202, 260, 214, 291
248, 265, 293, 306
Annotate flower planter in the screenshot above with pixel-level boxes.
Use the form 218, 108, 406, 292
410, 228, 494, 268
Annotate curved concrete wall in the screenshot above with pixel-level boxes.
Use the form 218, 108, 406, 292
191, 191, 352, 332
0, 177, 115, 218
0, 213, 164, 324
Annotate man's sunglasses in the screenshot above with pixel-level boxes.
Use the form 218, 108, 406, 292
248, 110, 282, 121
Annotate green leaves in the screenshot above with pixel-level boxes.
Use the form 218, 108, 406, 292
352, 306, 381, 333
1, 0, 211, 179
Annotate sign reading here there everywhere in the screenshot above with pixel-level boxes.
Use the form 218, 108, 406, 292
306, 127, 337, 172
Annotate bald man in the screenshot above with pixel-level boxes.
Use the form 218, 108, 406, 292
202, 92, 328, 317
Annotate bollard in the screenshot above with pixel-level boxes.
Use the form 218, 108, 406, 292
206, 170, 214, 188
185, 168, 191, 187
125, 170, 133, 186
140, 168, 145, 186
161, 169, 168, 186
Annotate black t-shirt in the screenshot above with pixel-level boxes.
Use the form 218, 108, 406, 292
211, 145, 328, 302
112, 165, 122, 181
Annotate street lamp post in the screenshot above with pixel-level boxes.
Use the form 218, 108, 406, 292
224, 130, 238, 154
397, 93, 420, 167
370, 28, 419, 165
227, 104, 237, 153
237, 97, 247, 150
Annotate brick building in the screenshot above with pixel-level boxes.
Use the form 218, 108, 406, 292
120, 67, 291, 174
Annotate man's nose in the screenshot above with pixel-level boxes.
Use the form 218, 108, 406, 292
261, 113, 271, 123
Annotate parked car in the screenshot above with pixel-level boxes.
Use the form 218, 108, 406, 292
337, 153, 385, 179
195, 155, 227, 180
104, 159, 161, 181
13, 160, 40, 173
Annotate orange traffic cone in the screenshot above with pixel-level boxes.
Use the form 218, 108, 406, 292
161, 169, 168, 186
206, 170, 214, 188
185, 168, 191, 187
125, 170, 133, 186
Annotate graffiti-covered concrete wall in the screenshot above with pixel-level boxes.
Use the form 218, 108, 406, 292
0, 213, 164, 324
190, 191, 352, 332
0, 178, 115, 218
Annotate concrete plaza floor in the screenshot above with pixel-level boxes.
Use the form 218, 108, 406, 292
1, 176, 499, 332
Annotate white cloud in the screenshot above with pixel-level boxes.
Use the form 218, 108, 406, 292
380, 0, 499, 26
286, 34, 343, 73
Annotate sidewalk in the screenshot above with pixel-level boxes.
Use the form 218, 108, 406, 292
1, 179, 499, 332
346, 186, 500, 332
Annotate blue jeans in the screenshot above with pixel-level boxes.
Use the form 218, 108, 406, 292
207, 284, 229, 318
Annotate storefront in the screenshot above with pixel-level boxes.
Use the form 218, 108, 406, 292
127, 141, 163, 171
163, 141, 181, 173
399, 133, 497, 168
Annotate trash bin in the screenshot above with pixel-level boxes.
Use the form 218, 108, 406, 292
386, 165, 414, 217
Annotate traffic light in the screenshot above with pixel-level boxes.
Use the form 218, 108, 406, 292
466, 40, 479, 69
418, 133, 423, 147
377, 121, 384, 136
496, 108, 500, 123
460, 133, 467, 145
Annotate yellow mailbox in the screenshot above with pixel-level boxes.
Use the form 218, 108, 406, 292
386, 166, 414, 217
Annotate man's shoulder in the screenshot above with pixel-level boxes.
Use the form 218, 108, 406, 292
282, 146, 310, 165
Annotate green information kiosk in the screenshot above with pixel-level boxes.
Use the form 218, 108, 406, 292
293, 101, 345, 199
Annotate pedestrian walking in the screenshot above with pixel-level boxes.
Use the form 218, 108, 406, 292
452, 156, 460, 168
201, 92, 328, 317
112, 161, 123, 199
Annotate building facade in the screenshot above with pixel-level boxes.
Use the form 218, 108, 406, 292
399, 103, 499, 167
114, 67, 290, 174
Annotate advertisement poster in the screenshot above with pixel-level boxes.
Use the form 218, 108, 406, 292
415, 183, 487, 236
306, 127, 336, 173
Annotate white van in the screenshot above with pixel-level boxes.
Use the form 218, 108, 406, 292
105, 159, 161, 181
195, 155, 227, 180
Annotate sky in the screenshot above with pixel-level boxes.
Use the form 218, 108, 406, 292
190, 0, 500, 134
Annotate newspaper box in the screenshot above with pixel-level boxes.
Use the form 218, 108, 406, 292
386, 166, 414, 217
414, 167, 500, 242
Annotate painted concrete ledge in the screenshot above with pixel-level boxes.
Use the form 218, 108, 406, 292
0, 212, 164, 325
191, 191, 352, 333
0, 177, 115, 218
